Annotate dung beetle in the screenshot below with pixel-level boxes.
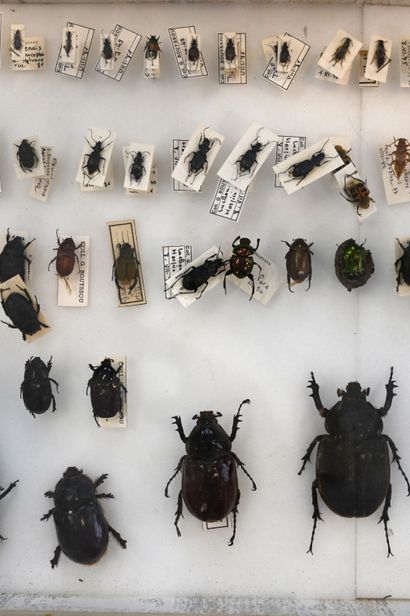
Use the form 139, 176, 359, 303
225, 38, 236, 64
48, 230, 81, 292
235, 128, 274, 181
0, 478, 18, 540
145, 35, 161, 61
188, 37, 200, 65
388, 138, 410, 180
184, 128, 221, 183
223, 237, 261, 301
128, 151, 149, 186
41, 467, 127, 568
334, 238, 374, 291
371, 39, 391, 72
113, 242, 140, 299
15, 139, 39, 174
299, 368, 410, 556
21, 356, 59, 417
331, 36, 352, 67
165, 399, 256, 545
0, 230, 34, 284
283, 238, 313, 292
82, 130, 113, 183
340, 174, 374, 215
87, 358, 127, 427
0, 284, 49, 341
102, 36, 113, 61
395, 238, 410, 291
167, 252, 225, 299
280, 140, 336, 186
63, 30, 73, 57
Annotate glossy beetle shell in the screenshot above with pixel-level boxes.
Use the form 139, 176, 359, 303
21, 357, 55, 415
334, 238, 374, 291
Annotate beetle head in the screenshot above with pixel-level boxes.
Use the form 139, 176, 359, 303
63, 466, 83, 478
192, 410, 222, 422
337, 381, 370, 400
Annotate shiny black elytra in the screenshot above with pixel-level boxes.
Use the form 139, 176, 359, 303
225, 38, 236, 63
0, 229, 34, 284
184, 128, 221, 183
280, 140, 336, 186
223, 237, 261, 301
102, 37, 113, 61
279, 41, 291, 70
165, 400, 256, 545
21, 356, 59, 417
371, 39, 391, 72
41, 467, 127, 568
299, 368, 410, 556
395, 238, 410, 292
87, 358, 127, 427
82, 130, 113, 184
234, 128, 274, 181
167, 252, 225, 299
0, 285, 48, 341
128, 150, 149, 185
15, 139, 39, 174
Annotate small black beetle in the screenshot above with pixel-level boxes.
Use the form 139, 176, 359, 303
278, 40, 291, 70
87, 359, 127, 426
299, 368, 410, 556
167, 252, 225, 299
283, 238, 313, 292
21, 357, 59, 417
223, 237, 261, 301
63, 30, 73, 57
41, 467, 127, 568
128, 151, 149, 186
235, 128, 274, 181
82, 130, 113, 183
184, 128, 221, 183
15, 139, 39, 174
0, 284, 49, 341
12, 29, 22, 52
280, 140, 336, 186
395, 238, 410, 291
188, 37, 200, 65
102, 36, 113, 61
145, 35, 161, 61
0, 230, 34, 283
165, 400, 256, 545
225, 38, 236, 64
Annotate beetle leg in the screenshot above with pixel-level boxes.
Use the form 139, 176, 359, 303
108, 524, 127, 549
44, 490, 54, 498
379, 367, 397, 416
307, 372, 328, 417
165, 455, 186, 497
383, 435, 410, 495
196, 281, 208, 299
93, 413, 101, 427
228, 489, 240, 546
50, 545, 61, 569
223, 270, 232, 295
306, 270, 312, 291
47, 256, 57, 272
51, 393, 57, 413
41, 508, 55, 521
298, 436, 325, 475
94, 473, 108, 488
0, 320, 17, 330
172, 416, 187, 443
173, 490, 183, 537
247, 272, 255, 301
97, 492, 114, 499
230, 398, 250, 441
0, 480, 18, 501
377, 483, 393, 557
307, 480, 323, 555
50, 378, 59, 394
232, 453, 257, 491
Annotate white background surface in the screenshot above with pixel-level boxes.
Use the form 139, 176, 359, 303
0, 1, 409, 608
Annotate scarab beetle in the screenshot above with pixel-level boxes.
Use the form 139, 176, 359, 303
48, 230, 81, 292
82, 130, 113, 183
280, 140, 336, 186
389, 138, 410, 180
165, 399, 257, 545
331, 36, 352, 67
0, 285, 48, 341
371, 39, 390, 72
225, 38, 236, 64
113, 242, 140, 299
184, 128, 221, 183
87, 359, 127, 426
145, 35, 161, 61
41, 467, 127, 568
341, 174, 374, 215
235, 128, 274, 180
395, 238, 410, 291
128, 151, 149, 185
167, 252, 225, 299
283, 238, 313, 292
334, 238, 374, 291
0, 230, 34, 283
15, 139, 39, 174
188, 38, 200, 65
299, 369, 410, 556
21, 356, 59, 417
0, 477, 18, 540
223, 237, 261, 301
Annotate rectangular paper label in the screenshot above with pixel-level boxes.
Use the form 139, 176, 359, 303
203, 517, 230, 531
11, 36, 45, 71
55, 235, 90, 307
30, 147, 57, 202
168, 26, 207, 78
318, 29, 362, 80
162, 245, 193, 299
262, 32, 310, 91
0, 275, 50, 343
400, 39, 410, 87
379, 142, 410, 205
95, 25, 141, 81
172, 140, 201, 192
273, 136, 307, 187
364, 36, 392, 83
359, 50, 379, 87
209, 178, 248, 221
107, 219, 147, 307
217, 32, 247, 84
55, 22, 94, 79
315, 47, 352, 85
226, 251, 284, 305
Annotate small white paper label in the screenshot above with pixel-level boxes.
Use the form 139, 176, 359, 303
218, 122, 279, 191
168, 26, 208, 78
55, 22, 94, 79
163, 245, 193, 299
226, 251, 284, 305
400, 39, 410, 87
315, 47, 352, 85
262, 32, 310, 91
364, 36, 392, 83
95, 25, 141, 81
217, 32, 247, 84
55, 235, 90, 307
273, 136, 307, 187
11, 36, 45, 70
0, 275, 50, 343
318, 29, 362, 80
14, 136, 45, 180
379, 142, 410, 205
76, 128, 115, 188
203, 517, 230, 531
172, 140, 202, 192
209, 178, 248, 222
30, 147, 57, 202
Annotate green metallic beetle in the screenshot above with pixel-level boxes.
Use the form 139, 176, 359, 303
334, 239, 374, 292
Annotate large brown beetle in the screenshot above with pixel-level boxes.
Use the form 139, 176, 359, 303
113, 242, 140, 299
283, 238, 313, 292
165, 399, 257, 545
48, 230, 81, 292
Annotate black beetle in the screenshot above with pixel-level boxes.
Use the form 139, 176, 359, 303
371, 39, 390, 72
334, 238, 374, 291
102, 36, 113, 61
279, 40, 291, 70
113, 242, 140, 299
0, 284, 48, 341
225, 38, 236, 64
0, 478, 18, 540
299, 368, 410, 556
145, 35, 161, 61
395, 238, 410, 292
41, 467, 127, 568
63, 30, 73, 57
165, 399, 256, 545
331, 36, 352, 67
15, 139, 39, 174
283, 238, 313, 292
188, 37, 200, 65
167, 252, 225, 299
280, 140, 337, 186
184, 128, 221, 183
82, 130, 113, 183
223, 237, 261, 301
128, 150, 149, 186
87, 358, 127, 427
235, 128, 274, 181
21, 357, 59, 417
12, 29, 22, 51
0, 230, 34, 284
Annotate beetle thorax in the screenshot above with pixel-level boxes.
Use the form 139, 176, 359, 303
55, 471, 95, 510
325, 384, 383, 437
187, 413, 231, 458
